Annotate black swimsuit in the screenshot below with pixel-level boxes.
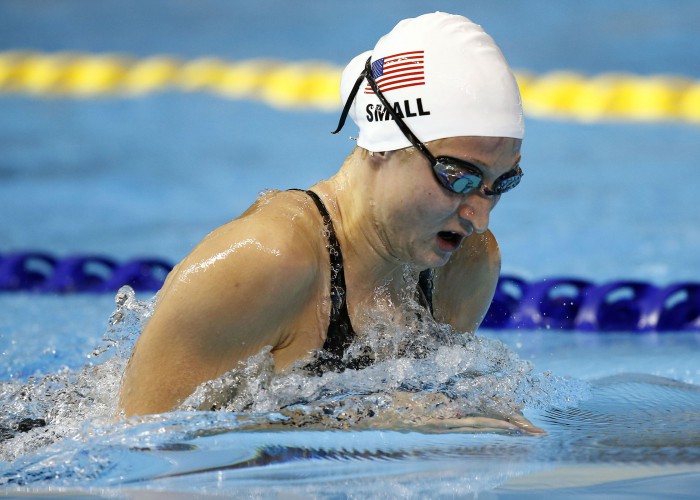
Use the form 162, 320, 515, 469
299, 190, 434, 372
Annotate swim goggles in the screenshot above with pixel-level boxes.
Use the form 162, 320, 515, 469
332, 57, 523, 196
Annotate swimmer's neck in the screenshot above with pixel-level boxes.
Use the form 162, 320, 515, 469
311, 174, 412, 294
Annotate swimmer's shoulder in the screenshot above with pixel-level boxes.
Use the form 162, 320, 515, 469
238, 189, 323, 227
233, 189, 327, 256
162, 190, 325, 294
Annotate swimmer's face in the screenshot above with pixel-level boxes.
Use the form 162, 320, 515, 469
373, 136, 522, 268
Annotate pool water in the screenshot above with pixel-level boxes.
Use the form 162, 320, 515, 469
1, 291, 699, 497
2, 0, 700, 497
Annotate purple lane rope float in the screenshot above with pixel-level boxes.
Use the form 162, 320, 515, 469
1, 251, 698, 332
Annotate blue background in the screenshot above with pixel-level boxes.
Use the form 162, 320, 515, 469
1, 0, 699, 283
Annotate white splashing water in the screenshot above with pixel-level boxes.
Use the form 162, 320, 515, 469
0, 285, 589, 467
0, 287, 150, 463
179, 290, 589, 431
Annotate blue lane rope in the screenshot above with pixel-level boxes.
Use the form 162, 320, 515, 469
1, 251, 698, 332
0, 252, 171, 295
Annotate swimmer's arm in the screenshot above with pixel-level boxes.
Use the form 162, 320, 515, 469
432, 229, 501, 334
430, 232, 546, 435
118, 221, 316, 417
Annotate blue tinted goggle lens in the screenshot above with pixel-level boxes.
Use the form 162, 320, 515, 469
433, 158, 523, 195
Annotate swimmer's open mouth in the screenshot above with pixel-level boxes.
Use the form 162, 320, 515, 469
437, 231, 464, 251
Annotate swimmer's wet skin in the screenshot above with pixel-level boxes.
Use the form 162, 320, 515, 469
118, 12, 543, 434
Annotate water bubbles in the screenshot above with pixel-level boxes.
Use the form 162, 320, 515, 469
0, 281, 589, 484
0, 287, 153, 463
91, 286, 154, 360
170, 299, 588, 433
179, 347, 276, 412
255, 189, 277, 207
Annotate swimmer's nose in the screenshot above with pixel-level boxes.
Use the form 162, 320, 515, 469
457, 192, 493, 234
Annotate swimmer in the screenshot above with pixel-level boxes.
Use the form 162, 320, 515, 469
119, 12, 543, 434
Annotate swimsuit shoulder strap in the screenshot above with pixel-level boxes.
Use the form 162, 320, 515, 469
298, 189, 355, 358
418, 269, 434, 315
288, 189, 433, 373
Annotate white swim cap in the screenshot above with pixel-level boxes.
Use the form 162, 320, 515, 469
337, 12, 524, 152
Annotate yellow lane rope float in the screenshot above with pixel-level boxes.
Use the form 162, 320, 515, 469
1, 51, 699, 124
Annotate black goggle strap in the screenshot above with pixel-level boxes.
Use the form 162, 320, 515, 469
332, 57, 522, 197
331, 62, 369, 135
356, 58, 439, 165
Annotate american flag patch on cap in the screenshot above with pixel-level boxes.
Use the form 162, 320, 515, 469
364, 50, 425, 94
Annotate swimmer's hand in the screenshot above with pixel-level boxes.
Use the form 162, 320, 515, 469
389, 392, 546, 436
253, 392, 546, 435
419, 413, 546, 435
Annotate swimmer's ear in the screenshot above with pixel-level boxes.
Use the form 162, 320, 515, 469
367, 150, 389, 163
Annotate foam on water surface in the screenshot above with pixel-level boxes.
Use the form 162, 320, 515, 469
1, 287, 699, 497
0, 286, 585, 474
